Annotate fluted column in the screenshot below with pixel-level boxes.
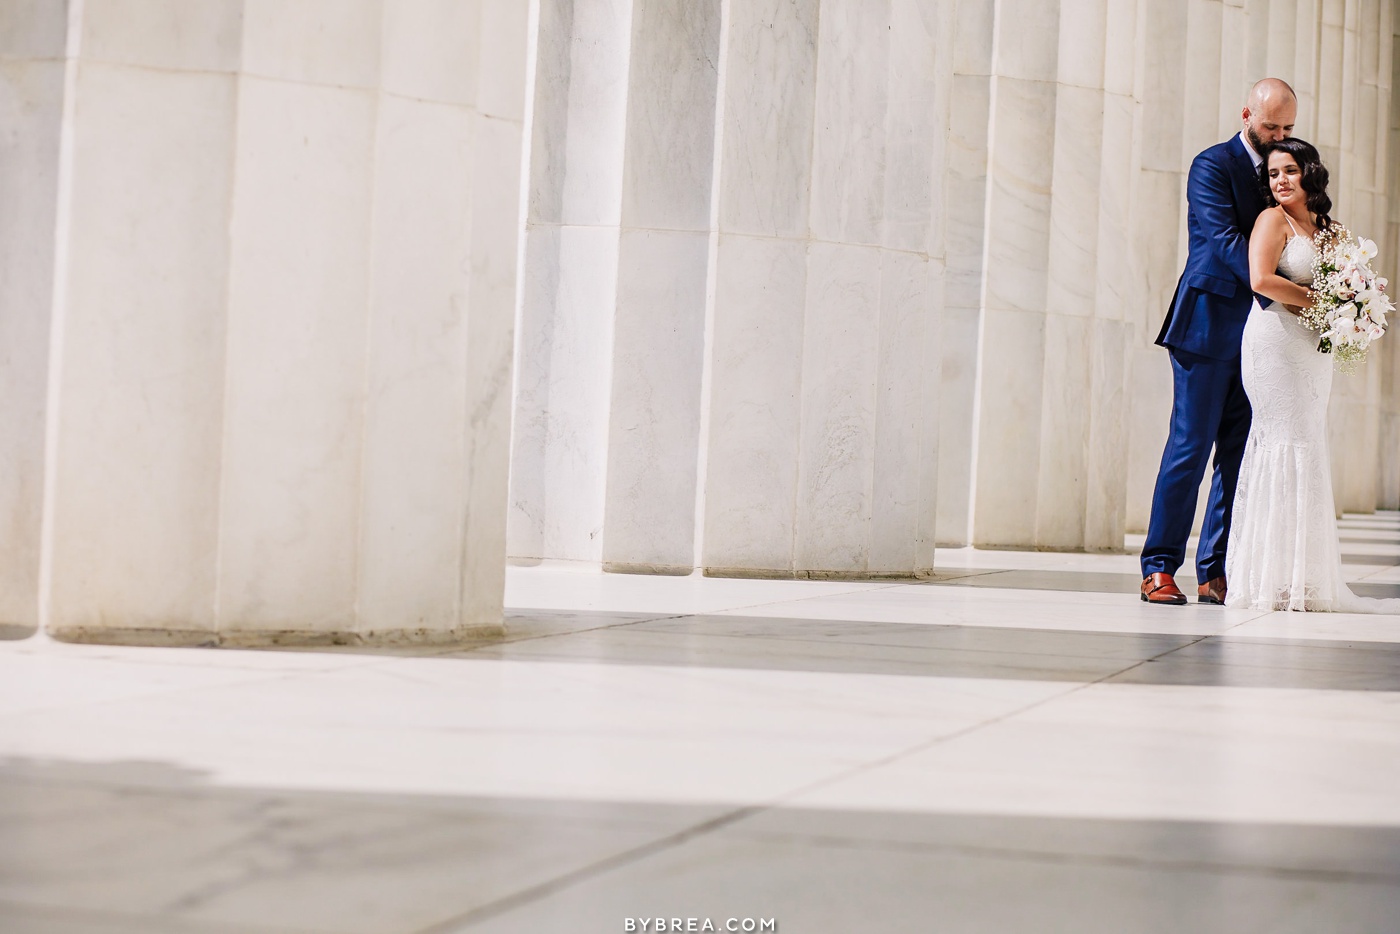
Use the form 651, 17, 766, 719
700, 0, 951, 577
1221, 0, 1251, 136
510, 0, 633, 564
1294, 0, 1322, 124
1325, 0, 1383, 514
1124, 0, 1191, 535
965, 0, 1064, 549
1083, 0, 1141, 550
699, 0, 819, 573
1034, 0, 1107, 550
30, 1, 529, 644
1264, 0, 1298, 81
600, 2, 721, 573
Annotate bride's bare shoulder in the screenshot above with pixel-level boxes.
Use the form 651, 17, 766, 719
1251, 206, 1287, 233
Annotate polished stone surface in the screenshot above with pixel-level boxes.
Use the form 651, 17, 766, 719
3, 514, 1400, 932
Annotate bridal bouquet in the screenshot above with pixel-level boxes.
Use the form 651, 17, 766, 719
1304, 227, 1393, 372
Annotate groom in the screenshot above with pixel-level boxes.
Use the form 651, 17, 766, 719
1141, 78, 1297, 606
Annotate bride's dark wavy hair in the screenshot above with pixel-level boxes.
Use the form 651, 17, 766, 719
1258, 137, 1334, 230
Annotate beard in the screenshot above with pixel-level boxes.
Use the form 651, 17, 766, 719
1245, 123, 1268, 154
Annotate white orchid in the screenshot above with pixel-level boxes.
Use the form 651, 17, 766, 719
1335, 301, 1359, 320
1359, 237, 1379, 261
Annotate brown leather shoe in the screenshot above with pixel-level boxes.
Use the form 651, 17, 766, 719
1141, 573, 1187, 605
1197, 576, 1227, 605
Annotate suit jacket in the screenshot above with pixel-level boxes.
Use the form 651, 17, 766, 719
1156, 134, 1268, 360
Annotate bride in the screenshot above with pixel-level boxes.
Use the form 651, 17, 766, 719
1225, 137, 1400, 613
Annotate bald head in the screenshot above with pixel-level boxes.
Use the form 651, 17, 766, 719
1248, 78, 1297, 111
1243, 78, 1297, 150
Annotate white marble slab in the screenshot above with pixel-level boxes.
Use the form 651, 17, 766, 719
602, 229, 710, 571
48, 62, 237, 636
459, 107, 524, 628
241, 0, 383, 90
701, 234, 807, 573
794, 242, 881, 572
714, 582, 1259, 637
1033, 314, 1093, 549
80, 0, 242, 73
0, 643, 1066, 807
358, 95, 477, 632
618, 0, 720, 232
870, 250, 939, 574
791, 681, 1400, 826
509, 224, 618, 563
217, 77, 375, 634
0, 0, 67, 58
715, 0, 819, 238
505, 560, 896, 615
381, 0, 482, 106
0, 54, 63, 630
970, 309, 1046, 548
809, 0, 890, 246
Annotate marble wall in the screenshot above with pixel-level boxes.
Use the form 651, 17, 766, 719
1, 0, 531, 643
513, 0, 1400, 573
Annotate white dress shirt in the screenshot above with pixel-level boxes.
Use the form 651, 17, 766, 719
1239, 130, 1263, 169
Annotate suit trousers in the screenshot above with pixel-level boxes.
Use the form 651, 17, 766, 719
1141, 347, 1253, 582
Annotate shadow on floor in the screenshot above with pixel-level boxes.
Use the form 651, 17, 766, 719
2, 756, 1398, 934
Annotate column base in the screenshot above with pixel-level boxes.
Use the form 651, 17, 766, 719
45, 623, 507, 649
702, 567, 936, 582
601, 561, 694, 576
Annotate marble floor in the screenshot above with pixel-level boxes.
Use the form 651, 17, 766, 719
4, 517, 1400, 933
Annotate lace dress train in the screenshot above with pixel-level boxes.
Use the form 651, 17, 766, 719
1225, 233, 1400, 614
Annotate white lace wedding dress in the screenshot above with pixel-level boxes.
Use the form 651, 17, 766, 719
1226, 227, 1400, 613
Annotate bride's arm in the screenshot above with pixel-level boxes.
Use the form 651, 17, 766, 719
1249, 209, 1313, 312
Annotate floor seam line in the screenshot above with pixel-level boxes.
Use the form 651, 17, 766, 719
408, 803, 768, 933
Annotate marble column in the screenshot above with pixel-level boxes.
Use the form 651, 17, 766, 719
1221, 0, 1252, 136
698, 0, 820, 574
966, 0, 1062, 548
1294, 0, 1321, 125
510, 0, 721, 574
32, 0, 529, 645
1325, 0, 1384, 514
1124, 0, 1191, 536
1083, 0, 1140, 550
1383, 2, 1400, 509
601, 1, 721, 574
0, 0, 69, 636
1034, 0, 1107, 551
699, 0, 951, 577
510, 0, 632, 564
933, 0, 994, 546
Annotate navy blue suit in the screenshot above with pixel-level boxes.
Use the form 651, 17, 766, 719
1142, 134, 1267, 582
